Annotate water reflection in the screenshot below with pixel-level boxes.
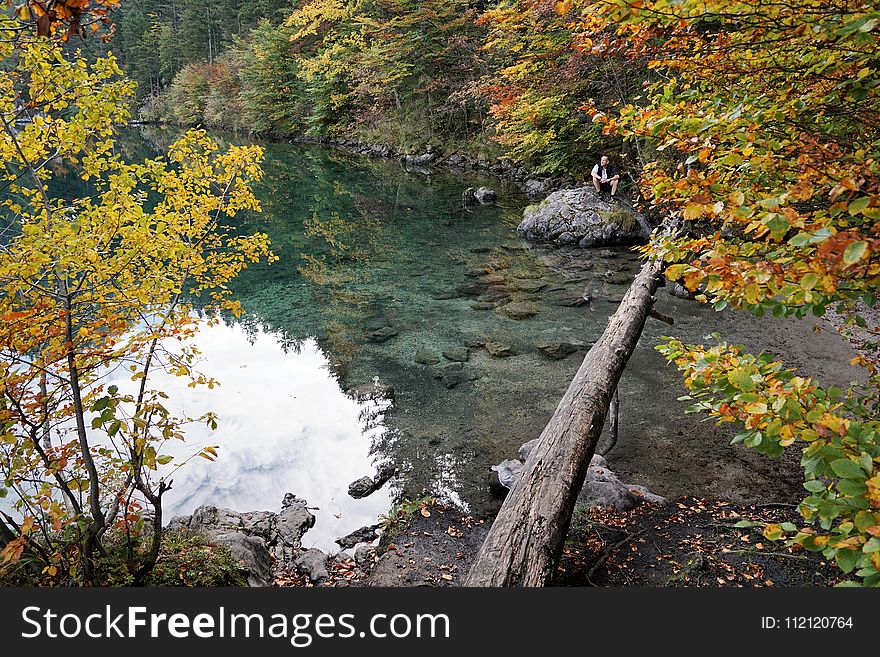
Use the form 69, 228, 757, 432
113, 322, 393, 553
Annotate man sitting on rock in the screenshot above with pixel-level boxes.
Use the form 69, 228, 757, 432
591, 155, 620, 200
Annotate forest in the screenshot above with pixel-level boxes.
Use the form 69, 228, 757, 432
0, 0, 877, 591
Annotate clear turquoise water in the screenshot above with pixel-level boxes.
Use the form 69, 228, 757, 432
113, 128, 645, 550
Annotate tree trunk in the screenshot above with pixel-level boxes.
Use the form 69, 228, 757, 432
599, 387, 619, 456
464, 258, 664, 586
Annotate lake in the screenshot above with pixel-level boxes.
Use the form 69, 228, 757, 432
50, 128, 867, 552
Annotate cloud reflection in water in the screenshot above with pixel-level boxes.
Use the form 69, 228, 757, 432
118, 321, 393, 553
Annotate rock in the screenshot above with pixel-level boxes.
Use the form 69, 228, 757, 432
498, 302, 539, 320
442, 347, 470, 362
364, 315, 391, 331
348, 381, 395, 401
485, 341, 516, 358
524, 177, 554, 198
474, 187, 497, 204
406, 152, 437, 166
435, 362, 463, 376
536, 341, 579, 360
603, 270, 632, 285
348, 464, 397, 499
168, 503, 291, 587
441, 370, 479, 389
481, 274, 506, 285
368, 326, 398, 343
626, 485, 667, 505
276, 501, 316, 549
550, 292, 591, 307
446, 154, 467, 166
414, 349, 441, 365
490, 459, 524, 490
518, 439, 539, 462
456, 281, 486, 297
212, 531, 272, 587
336, 524, 381, 550
510, 279, 547, 293
431, 290, 460, 300
295, 548, 329, 583
347, 477, 375, 499
464, 337, 486, 349
354, 545, 374, 567
577, 455, 667, 511
518, 187, 647, 247
668, 281, 697, 299
491, 452, 664, 512
462, 187, 477, 205
470, 301, 496, 310
477, 289, 510, 303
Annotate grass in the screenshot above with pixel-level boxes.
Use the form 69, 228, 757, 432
377, 496, 437, 550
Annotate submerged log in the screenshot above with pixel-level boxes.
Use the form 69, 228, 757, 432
465, 258, 664, 586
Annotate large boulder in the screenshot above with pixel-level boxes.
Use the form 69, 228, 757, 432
518, 187, 648, 248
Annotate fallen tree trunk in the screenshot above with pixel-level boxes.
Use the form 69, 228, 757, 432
465, 258, 664, 586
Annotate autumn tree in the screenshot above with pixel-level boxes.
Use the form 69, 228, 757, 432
571, 0, 880, 585
0, 12, 273, 584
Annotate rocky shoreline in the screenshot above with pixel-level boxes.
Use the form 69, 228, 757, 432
169, 435, 665, 587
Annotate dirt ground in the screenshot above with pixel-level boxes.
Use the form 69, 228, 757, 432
557, 499, 841, 587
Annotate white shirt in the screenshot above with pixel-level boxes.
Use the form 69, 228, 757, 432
592, 164, 609, 180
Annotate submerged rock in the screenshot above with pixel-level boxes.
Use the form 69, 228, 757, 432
550, 292, 591, 307
368, 326, 398, 343
518, 187, 648, 248
442, 370, 479, 389
414, 349, 441, 365
510, 279, 547, 293
336, 524, 381, 550
348, 464, 397, 499
536, 341, 583, 360
499, 302, 539, 320
442, 347, 470, 362
348, 381, 395, 401
485, 341, 516, 358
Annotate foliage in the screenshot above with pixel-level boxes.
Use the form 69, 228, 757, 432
165, 58, 244, 128
570, 0, 880, 585
377, 495, 436, 549
477, 0, 602, 173
143, 529, 247, 586
0, 19, 274, 584
660, 337, 880, 587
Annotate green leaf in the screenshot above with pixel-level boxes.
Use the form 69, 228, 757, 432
830, 459, 866, 480
842, 241, 867, 266
728, 368, 755, 391
803, 479, 826, 492
848, 197, 870, 215
837, 479, 867, 497
156, 455, 173, 465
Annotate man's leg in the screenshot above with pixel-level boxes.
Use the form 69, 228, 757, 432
610, 179, 619, 198
592, 177, 602, 193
